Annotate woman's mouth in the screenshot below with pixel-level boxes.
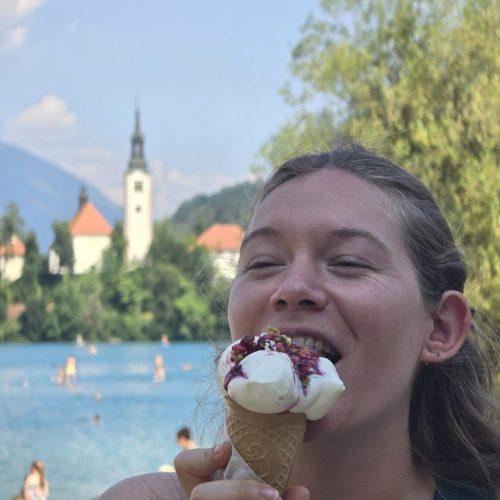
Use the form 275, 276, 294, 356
291, 335, 342, 365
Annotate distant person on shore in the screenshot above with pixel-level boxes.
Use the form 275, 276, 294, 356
14, 460, 49, 500
158, 428, 197, 473
153, 354, 166, 383
54, 366, 65, 385
176, 427, 196, 450
65, 355, 77, 385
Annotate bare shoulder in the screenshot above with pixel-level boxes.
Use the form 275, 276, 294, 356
98, 472, 186, 500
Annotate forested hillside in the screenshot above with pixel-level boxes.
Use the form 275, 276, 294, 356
170, 181, 261, 236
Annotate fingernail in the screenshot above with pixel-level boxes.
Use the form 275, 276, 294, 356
213, 442, 224, 458
260, 486, 279, 500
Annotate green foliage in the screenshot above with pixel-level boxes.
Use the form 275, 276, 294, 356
0, 319, 22, 343
174, 288, 216, 341
0, 283, 8, 323
0, 201, 25, 244
11, 231, 42, 302
45, 275, 84, 341
0, 202, 25, 281
109, 220, 126, 264
51, 221, 74, 273
170, 181, 261, 236
257, 0, 500, 325
19, 298, 47, 342
0, 194, 234, 343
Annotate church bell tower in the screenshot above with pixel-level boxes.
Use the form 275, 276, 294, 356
124, 108, 152, 264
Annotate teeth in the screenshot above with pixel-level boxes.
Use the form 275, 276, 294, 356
293, 336, 306, 347
292, 336, 332, 356
313, 339, 324, 351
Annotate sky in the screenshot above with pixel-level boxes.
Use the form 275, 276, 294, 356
0, 0, 319, 218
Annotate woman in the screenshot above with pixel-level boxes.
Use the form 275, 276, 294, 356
15, 460, 49, 500
101, 143, 499, 499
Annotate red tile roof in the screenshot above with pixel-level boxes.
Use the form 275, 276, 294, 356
7, 303, 26, 320
196, 223, 243, 252
69, 202, 112, 236
0, 235, 25, 257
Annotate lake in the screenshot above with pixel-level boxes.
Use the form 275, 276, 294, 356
0, 342, 225, 500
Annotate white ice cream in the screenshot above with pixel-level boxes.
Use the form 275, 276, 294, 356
217, 335, 345, 420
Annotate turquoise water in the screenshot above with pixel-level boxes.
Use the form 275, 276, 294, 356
0, 342, 224, 500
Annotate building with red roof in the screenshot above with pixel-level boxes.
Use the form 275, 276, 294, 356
0, 235, 25, 282
196, 223, 243, 279
49, 187, 112, 274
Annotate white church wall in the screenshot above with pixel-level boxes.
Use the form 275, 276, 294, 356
124, 169, 152, 264
0, 255, 24, 282
72, 235, 111, 274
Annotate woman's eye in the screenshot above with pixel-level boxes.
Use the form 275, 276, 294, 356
330, 257, 371, 269
247, 261, 277, 270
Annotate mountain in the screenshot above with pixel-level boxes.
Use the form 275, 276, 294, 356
0, 141, 122, 252
170, 180, 261, 237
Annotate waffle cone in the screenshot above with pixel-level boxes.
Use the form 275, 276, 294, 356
225, 397, 306, 496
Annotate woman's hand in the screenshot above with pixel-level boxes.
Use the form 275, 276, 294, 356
174, 441, 309, 500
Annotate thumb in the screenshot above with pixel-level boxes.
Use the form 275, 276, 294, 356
284, 485, 310, 500
174, 441, 232, 495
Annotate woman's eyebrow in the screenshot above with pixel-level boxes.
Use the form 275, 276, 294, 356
328, 227, 392, 256
240, 226, 280, 249
241, 226, 391, 256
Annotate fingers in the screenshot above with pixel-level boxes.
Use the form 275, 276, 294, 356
174, 441, 310, 500
190, 479, 281, 500
284, 485, 310, 500
174, 441, 232, 494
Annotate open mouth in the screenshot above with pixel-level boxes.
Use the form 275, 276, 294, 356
291, 335, 342, 365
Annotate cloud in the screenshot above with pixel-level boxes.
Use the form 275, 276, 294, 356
2, 95, 124, 206
4, 95, 77, 145
2, 95, 244, 218
1, 23, 25, 48
60, 145, 125, 206
0, 0, 44, 51
0, 0, 43, 19
151, 159, 239, 218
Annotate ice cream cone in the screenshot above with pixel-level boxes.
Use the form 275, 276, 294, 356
225, 397, 306, 496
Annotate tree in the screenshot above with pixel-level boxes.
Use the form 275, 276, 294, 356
0, 202, 25, 280
258, 0, 500, 324
0, 202, 24, 244
46, 275, 83, 341
19, 298, 47, 342
12, 231, 42, 302
0, 283, 8, 324
51, 221, 74, 274
110, 220, 126, 265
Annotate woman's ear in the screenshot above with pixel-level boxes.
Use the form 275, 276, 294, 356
420, 291, 472, 364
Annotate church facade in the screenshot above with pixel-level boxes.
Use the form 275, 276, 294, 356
49, 109, 153, 274
124, 109, 152, 264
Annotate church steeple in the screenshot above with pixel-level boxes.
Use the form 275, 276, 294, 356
124, 105, 153, 265
128, 108, 147, 171
78, 185, 88, 209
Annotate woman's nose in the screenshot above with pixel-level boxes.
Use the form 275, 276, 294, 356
269, 262, 328, 311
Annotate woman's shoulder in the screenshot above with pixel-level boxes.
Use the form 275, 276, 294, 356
98, 472, 186, 500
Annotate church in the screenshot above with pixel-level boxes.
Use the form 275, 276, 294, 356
48, 109, 153, 274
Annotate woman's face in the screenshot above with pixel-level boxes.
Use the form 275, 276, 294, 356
228, 169, 434, 440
